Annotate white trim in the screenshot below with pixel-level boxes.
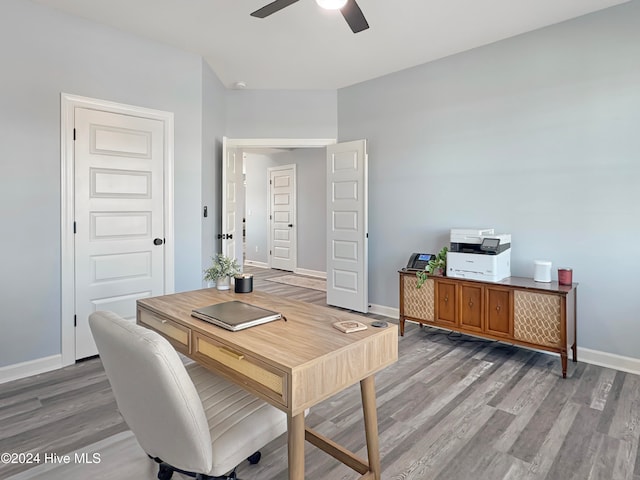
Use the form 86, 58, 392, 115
294, 268, 327, 279
60, 93, 175, 367
244, 260, 269, 269
578, 347, 640, 376
226, 138, 336, 148
368, 303, 399, 319
0, 355, 62, 385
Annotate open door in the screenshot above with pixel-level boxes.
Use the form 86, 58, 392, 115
221, 137, 241, 264
326, 140, 368, 313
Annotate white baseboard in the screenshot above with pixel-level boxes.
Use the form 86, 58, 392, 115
294, 268, 326, 279
244, 260, 269, 269
368, 303, 399, 319
0, 354, 62, 385
578, 347, 640, 376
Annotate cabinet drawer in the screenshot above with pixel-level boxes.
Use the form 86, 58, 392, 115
138, 309, 191, 354
193, 333, 288, 408
513, 290, 561, 347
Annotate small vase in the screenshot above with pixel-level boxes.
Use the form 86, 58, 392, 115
216, 276, 230, 290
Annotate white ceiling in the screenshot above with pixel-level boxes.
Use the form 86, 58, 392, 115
30, 0, 629, 90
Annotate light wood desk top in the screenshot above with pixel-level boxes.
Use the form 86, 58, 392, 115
137, 288, 398, 480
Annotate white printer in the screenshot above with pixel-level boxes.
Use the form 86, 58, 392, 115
446, 228, 511, 282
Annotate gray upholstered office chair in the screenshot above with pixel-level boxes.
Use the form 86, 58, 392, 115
89, 311, 288, 480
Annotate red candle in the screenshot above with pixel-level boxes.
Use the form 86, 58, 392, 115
558, 268, 573, 285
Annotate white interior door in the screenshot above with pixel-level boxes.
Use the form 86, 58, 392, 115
269, 165, 296, 271
74, 108, 165, 359
326, 140, 368, 313
221, 138, 240, 262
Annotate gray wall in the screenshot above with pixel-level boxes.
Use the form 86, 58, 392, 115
338, 2, 640, 358
0, 0, 208, 367
226, 90, 338, 139
202, 61, 227, 283
244, 149, 326, 272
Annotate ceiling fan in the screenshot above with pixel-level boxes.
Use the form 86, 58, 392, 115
251, 0, 369, 34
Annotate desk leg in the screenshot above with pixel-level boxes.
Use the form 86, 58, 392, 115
288, 412, 305, 480
360, 375, 381, 480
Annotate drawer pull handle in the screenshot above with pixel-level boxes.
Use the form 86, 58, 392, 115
468, 301, 474, 308
444, 296, 449, 303
496, 305, 501, 312
161, 319, 168, 324
220, 347, 244, 361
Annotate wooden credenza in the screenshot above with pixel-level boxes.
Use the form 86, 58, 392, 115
399, 269, 578, 378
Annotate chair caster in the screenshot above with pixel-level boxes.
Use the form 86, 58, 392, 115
157, 463, 174, 480
247, 451, 261, 465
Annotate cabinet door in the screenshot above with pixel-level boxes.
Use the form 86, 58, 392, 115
513, 290, 561, 347
435, 280, 457, 327
486, 287, 512, 337
459, 283, 483, 333
402, 274, 435, 322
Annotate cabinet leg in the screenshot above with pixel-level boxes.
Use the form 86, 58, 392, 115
399, 318, 405, 336
561, 353, 568, 379
571, 342, 577, 362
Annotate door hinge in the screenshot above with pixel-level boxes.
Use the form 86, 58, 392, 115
74, 315, 77, 327
269, 250, 272, 256
270, 215, 272, 220
73, 221, 77, 234
73, 128, 76, 141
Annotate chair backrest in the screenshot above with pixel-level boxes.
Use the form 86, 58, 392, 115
89, 311, 213, 473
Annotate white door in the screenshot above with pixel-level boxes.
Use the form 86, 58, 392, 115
326, 140, 368, 313
269, 165, 296, 271
74, 108, 166, 359
221, 138, 240, 263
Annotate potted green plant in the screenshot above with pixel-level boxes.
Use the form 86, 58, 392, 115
204, 253, 241, 290
416, 247, 448, 288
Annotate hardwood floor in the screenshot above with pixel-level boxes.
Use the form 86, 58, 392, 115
2, 267, 639, 480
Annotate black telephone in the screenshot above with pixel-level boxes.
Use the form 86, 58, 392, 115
406, 252, 434, 271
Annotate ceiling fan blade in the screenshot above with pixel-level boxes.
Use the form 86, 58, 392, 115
250, 0, 300, 18
341, 0, 369, 33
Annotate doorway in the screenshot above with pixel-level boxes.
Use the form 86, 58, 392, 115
222, 138, 369, 312
223, 138, 335, 278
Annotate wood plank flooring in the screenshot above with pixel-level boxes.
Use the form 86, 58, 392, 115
2, 267, 639, 479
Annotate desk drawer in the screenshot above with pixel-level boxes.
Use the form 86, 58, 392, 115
138, 309, 191, 355
193, 333, 288, 408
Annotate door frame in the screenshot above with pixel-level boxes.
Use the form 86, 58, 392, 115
60, 93, 175, 367
267, 164, 297, 271
223, 137, 336, 273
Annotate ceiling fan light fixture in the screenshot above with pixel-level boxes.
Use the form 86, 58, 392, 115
315, 0, 348, 10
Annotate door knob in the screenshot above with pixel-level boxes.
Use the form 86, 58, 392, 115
153, 238, 164, 246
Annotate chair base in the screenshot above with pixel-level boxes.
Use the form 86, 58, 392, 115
150, 452, 261, 480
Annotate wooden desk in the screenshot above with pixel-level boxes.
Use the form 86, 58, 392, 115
137, 288, 398, 480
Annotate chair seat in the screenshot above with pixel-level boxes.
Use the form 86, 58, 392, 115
187, 364, 288, 477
